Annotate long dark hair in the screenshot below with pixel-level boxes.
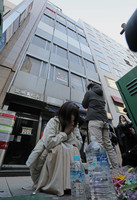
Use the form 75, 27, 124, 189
119, 115, 127, 124
57, 102, 79, 131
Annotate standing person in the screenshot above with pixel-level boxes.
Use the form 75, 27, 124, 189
82, 83, 119, 168
26, 102, 82, 196
116, 115, 137, 166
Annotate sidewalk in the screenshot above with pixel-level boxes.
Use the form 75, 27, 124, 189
0, 176, 71, 200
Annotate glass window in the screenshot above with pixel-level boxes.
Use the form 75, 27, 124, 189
55, 21, 66, 34
56, 14, 65, 23
86, 28, 93, 34
114, 69, 122, 77
99, 61, 110, 72
69, 52, 79, 64
53, 44, 67, 59
105, 77, 118, 90
108, 57, 116, 65
67, 28, 77, 40
71, 74, 83, 91
78, 34, 87, 45
32, 36, 46, 49
84, 59, 96, 72
21, 56, 41, 76
55, 68, 68, 86
41, 15, 54, 27
40, 62, 47, 79
67, 21, 75, 29
99, 40, 105, 45
56, 46, 67, 59
94, 50, 105, 59
103, 47, 110, 54
120, 63, 128, 70
115, 54, 121, 60
91, 41, 100, 48
88, 33, 95, 40
69, 52, 83, 66
76, 26, 84, 34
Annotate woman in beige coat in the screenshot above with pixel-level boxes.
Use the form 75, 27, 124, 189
26, 102, 82, 196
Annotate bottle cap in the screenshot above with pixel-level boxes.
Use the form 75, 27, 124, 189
73, 155, 80, 161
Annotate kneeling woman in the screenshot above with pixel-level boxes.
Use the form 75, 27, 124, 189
26, 102, 82, 196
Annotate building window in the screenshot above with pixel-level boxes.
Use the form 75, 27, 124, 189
69, 52, 83, 66
32, 36, 46, 49
20, 56, 48, 79
84, 59, 96, 72
119, 63, 128, 70
56, 14, 65, 23
46, 7, 55, 15
32, 36, 51, 50
55, 68, 68, 86
71, 73, 83, 91
67, 28, 78, 40
99, 61, 110, 72
88, 33, 95, 40
78, 34, 87, 45
86, 28, 93, 34
41, 15, 54, 27
114, 69, 123, 77
76, 26, 84, 34
91, 41, 100, 48
103, 47, 111, 55
21, 56, 41, 76
67, 21, 75, 29
53, 44, 67, 59
108, 57, 117, 65
55, 21, 66, 34
115, 54, 121, 60
105, 77, 118, 90
49, 65, 68, 86
94, 50, 105, 59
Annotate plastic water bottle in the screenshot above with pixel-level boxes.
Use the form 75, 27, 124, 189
70, 155, 86, 200
86, 136, 117, 200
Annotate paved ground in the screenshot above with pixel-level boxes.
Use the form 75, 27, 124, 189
0, 176, 71, 200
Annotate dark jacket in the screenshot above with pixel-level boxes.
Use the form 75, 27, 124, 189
82, 84, 108, 122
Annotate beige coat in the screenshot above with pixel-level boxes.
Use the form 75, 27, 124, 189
26, 116, 82, 196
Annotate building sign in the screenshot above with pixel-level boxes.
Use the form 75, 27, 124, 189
0, 110, 16, 150
15, 88, 41, 100
21, 127, 32, 135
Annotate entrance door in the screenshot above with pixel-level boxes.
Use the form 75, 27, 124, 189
3, 114, 38, 165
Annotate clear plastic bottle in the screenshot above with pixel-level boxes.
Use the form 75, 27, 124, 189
86, 136, 117, 200
70, 155, 86, 200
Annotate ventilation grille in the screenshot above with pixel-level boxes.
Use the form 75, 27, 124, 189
126, 78, 137, 96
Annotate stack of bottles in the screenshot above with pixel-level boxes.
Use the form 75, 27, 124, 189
86, 136, 117, 200
70, 155, 86, 200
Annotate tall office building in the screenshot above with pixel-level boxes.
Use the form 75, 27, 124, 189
0, 0, 136, 168
80, 20, 137, 126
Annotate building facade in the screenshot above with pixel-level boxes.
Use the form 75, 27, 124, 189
80, 20, 137, 126
0, 0, 136, 168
